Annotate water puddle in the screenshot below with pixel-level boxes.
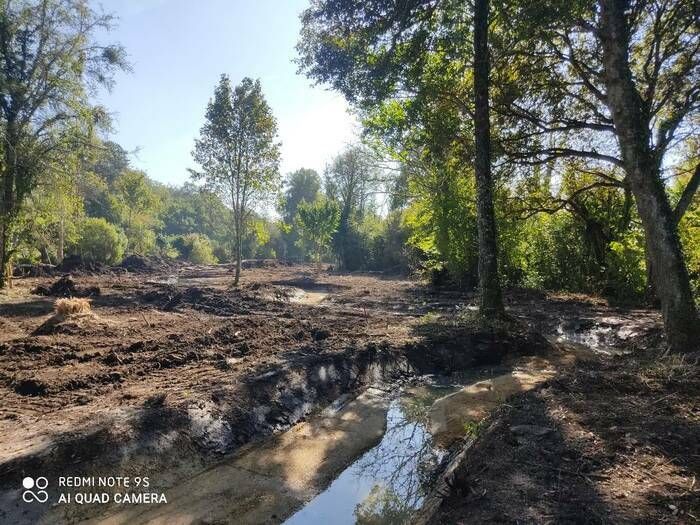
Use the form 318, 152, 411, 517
283, 383, 459, 525
554, 323, 629, 356
289, 287, 329, 305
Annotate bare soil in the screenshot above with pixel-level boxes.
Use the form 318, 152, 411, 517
428, 347, 700, 524
1, 262, 692, 524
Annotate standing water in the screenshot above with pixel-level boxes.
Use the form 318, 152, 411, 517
284, 383, 458, 525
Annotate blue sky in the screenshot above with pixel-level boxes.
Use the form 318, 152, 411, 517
94, 0, 358, 186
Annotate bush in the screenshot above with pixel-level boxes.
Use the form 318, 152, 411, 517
172, 234, 218, 264
75, 218, 127, 264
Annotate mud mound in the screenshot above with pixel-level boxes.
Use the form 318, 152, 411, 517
13, 378, 49, 396
34, 312, 111, 336
56, 255, 105, 274
408, 320, 553, 372
13, 263, 56, 277
138, 285, 282, 316
119, 254, 179, 273
246, 282, 297, 302
33, 275, 100, 298
241, 258, 279, 269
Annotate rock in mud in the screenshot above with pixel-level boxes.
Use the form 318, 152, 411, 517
311, 327, 331, 341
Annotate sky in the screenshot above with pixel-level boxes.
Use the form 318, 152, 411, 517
94, 0, 359, 187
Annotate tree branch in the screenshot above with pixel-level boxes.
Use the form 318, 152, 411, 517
673, 163, 700, 225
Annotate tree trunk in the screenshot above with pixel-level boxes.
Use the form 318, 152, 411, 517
0, 125, 17, 290
58, 217, 65, 262
599, 0, 698, 352
644, 243, 659, 305
473, 0, 504, 316
234, 218, 242, 287
0, 223, 9, 289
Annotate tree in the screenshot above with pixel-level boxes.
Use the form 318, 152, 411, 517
473, 0, 504, 315
298, 0, 506, 311
0, 0, 127, 287
76, 217, 126, 265
324, 146, 379, 270
21, 156, 84, 263
112, 169, 161, 253
295, 197, 339, 264
498, 0, 699, 351
191, 75, 280, 285
279, 168, 321, 259
280, 168, 321, 223
162, 183, 232, 257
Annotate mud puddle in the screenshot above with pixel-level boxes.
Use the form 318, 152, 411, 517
289, 287, 329, 305
284, 382, 460, 524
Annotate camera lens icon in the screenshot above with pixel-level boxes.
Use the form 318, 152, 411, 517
22, 476, 49, 503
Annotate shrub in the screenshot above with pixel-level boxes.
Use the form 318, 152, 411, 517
75, 218, 127, 264
172, 233, 218, 264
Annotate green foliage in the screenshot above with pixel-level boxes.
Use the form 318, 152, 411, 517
75, 218, 127, 265
192, 75, 280, 282
403, 164, 479, 287
0, 0, 128, 286
162, 183, 232, 254
172, 234, 218, 264
278, 168, 322, 259
295, 198, 340, 263
354, 485, 413, 525
111, 170, 163, 254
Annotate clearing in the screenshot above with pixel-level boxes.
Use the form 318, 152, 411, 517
0, 262, 697, 524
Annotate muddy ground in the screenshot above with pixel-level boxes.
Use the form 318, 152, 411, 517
1, 262, 694, 524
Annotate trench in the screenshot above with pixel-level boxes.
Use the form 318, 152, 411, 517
283, 381, 461, 525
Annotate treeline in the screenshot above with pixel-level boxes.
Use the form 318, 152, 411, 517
12, 139, 280, 267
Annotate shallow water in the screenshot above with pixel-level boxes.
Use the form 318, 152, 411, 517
283, 383, 458, 525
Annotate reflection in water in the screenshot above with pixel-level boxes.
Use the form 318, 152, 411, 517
284, 385, 456, 525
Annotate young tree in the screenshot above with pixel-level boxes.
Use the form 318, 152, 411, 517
191, 75, 280, 285
295, 197, 340, 264
0, 0, 127, 287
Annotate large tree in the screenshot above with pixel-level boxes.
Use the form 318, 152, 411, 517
473, 0, 504, 314
191, 75, 280, 285
0, 0, 126, 287
298, 0, 505, 313
496, 0, 699, 351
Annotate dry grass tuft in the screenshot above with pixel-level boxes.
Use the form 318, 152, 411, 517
55, 297, 92, 316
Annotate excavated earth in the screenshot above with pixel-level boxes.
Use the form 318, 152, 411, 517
1, 262, 688, 524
